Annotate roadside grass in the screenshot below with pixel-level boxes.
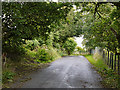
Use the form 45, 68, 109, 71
84, 54, 120, 88
2, 59, 50, 88
2, 46, 62, 88
72, 53, 88, 56
84, 54, 108, 70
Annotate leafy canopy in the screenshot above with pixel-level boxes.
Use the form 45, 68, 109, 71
63, 38, 77, 55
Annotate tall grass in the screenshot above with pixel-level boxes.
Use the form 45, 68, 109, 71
85, 54, 108, 70
2, 45, 62, 86
84, 54, 120, 88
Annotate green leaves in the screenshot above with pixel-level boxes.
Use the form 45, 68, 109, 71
3, 71, 15, 83
63, 38, 77, 55
76, 46, 85, 52
2, 2, 73, 58
75, 2, 120, 53
35, 48, 54, 63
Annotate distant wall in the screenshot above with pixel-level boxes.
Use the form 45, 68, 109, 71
93, 47, 103, 60
91, 49, 95, 54
94, 47, 103, 55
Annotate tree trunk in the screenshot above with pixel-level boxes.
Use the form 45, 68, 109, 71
68, 51, 71, 55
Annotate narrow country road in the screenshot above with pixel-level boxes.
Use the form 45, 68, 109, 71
21, 56, 103, 88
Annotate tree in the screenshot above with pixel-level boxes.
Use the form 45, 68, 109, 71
51, 8, 83, 50
2, 2, 73, 58
63, 38, 77, 55
76, 46, 85, 54
75, 2, 120, 53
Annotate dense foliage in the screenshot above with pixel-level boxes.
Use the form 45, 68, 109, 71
63, 38, 77, 55
2, 2, 120, 59
76, 46, 85, 54
75, 2, 120, 53
2, 2, 120, 61
2, 2, 120, 87
2, 2, 75, 60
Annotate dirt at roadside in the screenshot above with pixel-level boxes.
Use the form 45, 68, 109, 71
3, 62, 50, 88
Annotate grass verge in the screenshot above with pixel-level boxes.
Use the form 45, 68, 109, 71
84, 54, 120, 88
2, 59, 50, 88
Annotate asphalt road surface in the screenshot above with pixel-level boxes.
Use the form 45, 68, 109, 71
21, 56, 103, 88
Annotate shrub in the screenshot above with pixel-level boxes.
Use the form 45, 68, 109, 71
6, 45, 26, 62
63, 38, 77, 55
25, 39, 40, 50
47, 46, 61, 60
76, 46, 85, 54
3, 71, 15, 83
35, 48, 53, 63
25, 48, 36, 58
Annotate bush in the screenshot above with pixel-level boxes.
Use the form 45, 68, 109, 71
25, 39, 40, 50
63, 38, 77, 55
35, 48, 53, 63
25, 45, 61, 63
6, 45, 26, 62
76, 46, 85, 54
47, 46, 61, 60
3, 71, 15, 83
25, 48, 36, 58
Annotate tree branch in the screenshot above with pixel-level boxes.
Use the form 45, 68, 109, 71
110, 27, 118, 37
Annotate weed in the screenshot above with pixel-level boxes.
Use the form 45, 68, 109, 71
84, 54, 119, 88
3, 71, 15, 83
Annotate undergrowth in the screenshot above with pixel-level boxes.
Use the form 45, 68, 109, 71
84, 54, 120, 88
2, 45, 62, 87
